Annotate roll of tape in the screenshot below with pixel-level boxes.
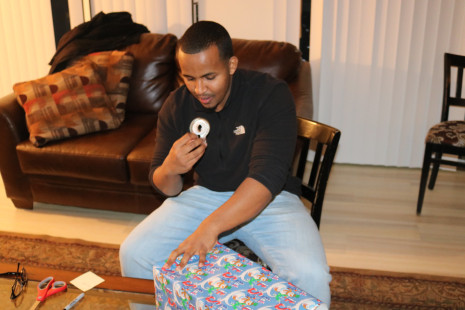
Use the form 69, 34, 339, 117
189, 117, 210, 139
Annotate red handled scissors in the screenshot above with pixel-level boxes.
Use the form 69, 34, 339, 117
29, 276, 67, 309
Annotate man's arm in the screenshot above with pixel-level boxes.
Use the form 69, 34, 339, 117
153, 133, 207, 196
163, 177, 272, 271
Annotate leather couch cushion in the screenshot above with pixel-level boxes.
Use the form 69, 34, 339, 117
124, 33, 178, 114
232, 39, 302, 83
127, 126, 157, 185
16, 113, 156, 183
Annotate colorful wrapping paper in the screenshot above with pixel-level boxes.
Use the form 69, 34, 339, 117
153, 243, 327, 310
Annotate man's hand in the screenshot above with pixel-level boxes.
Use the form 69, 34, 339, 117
153, 133, 206, 196
163, 221, 219, 271
164, 132, 207, 175
162, 178, 272, 272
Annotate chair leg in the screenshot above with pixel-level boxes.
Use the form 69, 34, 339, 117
428, 151, 442, 190
417, 145, 432, 215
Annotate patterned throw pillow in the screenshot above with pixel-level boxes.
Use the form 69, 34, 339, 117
13, 51, 133, 147
77, 50, 134, 121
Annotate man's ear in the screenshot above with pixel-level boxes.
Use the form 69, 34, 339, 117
229, 56, 239, 75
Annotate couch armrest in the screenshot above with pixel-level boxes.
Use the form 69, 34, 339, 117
0, 93, 33, 208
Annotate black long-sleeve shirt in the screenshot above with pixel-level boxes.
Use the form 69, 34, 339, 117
150, 69, 300, 197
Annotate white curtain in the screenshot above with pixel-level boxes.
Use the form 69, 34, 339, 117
310, 0, 465, 167
75, 0, 300, 45
0, 0, 55, 96
69, 0, 192, 37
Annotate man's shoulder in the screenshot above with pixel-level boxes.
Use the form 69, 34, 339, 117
164, 85, 192, 106
171, 84, 191, 100
159, 85, 193, 118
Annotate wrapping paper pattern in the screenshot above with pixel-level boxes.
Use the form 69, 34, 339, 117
153, 243, 327, 310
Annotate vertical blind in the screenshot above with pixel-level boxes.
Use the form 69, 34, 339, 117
311, 0, 465, 167
84, 0, 299, 45
86, 0, 191, 37
0, 0, 55, 96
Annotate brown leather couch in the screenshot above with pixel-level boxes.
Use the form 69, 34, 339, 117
0, 33, 313, 214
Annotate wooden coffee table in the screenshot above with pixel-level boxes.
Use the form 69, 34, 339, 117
0, 262, 154, 309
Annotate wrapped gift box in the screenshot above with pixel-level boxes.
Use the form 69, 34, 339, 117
153, 243, 327, 310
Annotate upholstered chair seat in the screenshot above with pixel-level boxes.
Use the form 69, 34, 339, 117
426, 120, 465, 146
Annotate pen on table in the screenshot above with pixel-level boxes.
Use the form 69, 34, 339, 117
63, 292, 85, 310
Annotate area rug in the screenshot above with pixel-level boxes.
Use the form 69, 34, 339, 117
1, 231, 464, 309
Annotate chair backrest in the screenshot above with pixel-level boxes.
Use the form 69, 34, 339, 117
442, 53, 465, 122
293, 117, 341, 229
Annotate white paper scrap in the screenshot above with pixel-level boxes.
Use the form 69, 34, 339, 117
70, 271, 105, 292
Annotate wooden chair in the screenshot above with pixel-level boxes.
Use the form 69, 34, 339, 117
294, 117, 341, 228
417, 53, 465, 215
226, 117, 341, 265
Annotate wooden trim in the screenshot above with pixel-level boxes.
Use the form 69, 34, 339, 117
50, 0, 71, 48
0, 263, 154, 294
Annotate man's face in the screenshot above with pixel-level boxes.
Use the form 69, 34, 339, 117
178, 44, 238, 112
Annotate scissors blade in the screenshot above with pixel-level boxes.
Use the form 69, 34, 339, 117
28, 300, 41, 310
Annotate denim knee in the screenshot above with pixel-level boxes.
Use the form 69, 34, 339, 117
119, 237, 137, 276
119, 234, 156, 279
296, 264, 332, 306
271, 255, 332, 306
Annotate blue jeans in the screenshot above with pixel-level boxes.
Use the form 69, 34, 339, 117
120, 186, 331, 305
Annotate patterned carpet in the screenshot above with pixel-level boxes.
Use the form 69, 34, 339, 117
1, 231, 464, 309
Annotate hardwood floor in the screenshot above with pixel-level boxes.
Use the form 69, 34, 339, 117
320, 164, 465, 278
1, 164, 464, 278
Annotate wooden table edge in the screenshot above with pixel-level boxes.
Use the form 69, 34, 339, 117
0, 263, 154, 294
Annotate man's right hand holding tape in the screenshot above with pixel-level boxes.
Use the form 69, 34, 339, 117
153, 117, 210, 196
152, 132, 207, 197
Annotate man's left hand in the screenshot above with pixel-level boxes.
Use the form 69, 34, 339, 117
162, 222, 219, 271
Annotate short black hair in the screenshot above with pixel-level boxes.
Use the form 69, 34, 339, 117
178, 21, 233, 61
